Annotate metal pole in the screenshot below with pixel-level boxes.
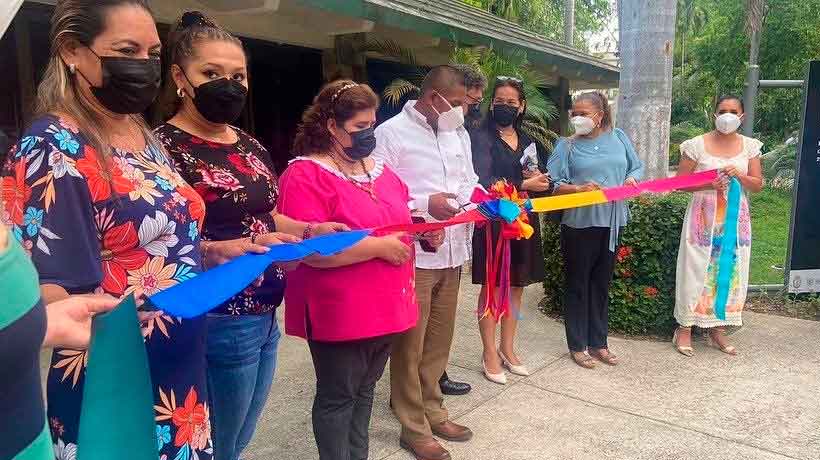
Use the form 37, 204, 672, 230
759, 80, 804, 88
742, 28, 761, 136
564, 0, 575, 47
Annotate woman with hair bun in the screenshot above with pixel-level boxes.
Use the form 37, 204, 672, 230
154, 12, 347, 460
278, 79, 442, 460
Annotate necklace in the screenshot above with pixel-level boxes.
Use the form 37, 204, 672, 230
328, 154, 378, 201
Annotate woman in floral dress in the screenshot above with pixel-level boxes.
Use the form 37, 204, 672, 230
673, 95, 764, 356
1, 1, 215, 458
153, 12, 346, 460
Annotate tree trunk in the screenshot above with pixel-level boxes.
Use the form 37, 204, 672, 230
617, 0, 678, 179
564, 0, 575, 47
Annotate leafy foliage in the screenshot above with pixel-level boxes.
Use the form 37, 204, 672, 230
672, 0, 820, 151
541, 194, 690, 335
460, 0, 613, 51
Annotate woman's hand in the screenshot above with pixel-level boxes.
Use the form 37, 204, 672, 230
577, 182, 601, 192
419, 229, 445, 249
377, 233, 412, 266
44, 295, 121, 348
312, 222, 351, 236
712, 177, 728, 192
624, 177, 638, 187
522, 173, 551, 192
522, 168, 541, 179
256, 232, 301, 246
722, 165, 742, 179
203, 238, 270, 268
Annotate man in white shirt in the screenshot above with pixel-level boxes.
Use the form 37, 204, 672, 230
374, 65, 477, 460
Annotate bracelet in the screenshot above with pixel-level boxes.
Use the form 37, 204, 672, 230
303, 223, 315, 240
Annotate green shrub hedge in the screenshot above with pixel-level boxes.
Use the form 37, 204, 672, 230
541, 193, 691, 336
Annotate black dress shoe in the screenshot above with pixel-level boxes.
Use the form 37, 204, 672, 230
439, 371, 471, 396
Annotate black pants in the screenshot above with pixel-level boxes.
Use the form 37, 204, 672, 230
560, 226, 617, 352
309, 335, 393, 460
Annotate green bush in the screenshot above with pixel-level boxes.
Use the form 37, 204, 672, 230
541, 193, 691, 336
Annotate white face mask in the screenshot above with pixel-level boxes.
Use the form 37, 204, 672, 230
433, 92, 465, 131
571, 116, 596, 136
715, 113, 742, 134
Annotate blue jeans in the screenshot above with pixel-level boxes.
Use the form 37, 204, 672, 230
206, 313, 280, 460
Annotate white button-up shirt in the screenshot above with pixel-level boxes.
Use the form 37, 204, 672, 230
374, 100, 479, 270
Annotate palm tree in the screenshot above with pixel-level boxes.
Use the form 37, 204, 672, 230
616, 0, 678, 179
676, 0, 708, 75
365, 40, 559, 150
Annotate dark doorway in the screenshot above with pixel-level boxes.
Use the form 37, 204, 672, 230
242, 38, 323, 173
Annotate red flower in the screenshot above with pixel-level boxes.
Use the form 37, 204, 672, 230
620, 269, 633, 278
178, 184, 206, 231
100, 221, 149, 295
227, 153, 256, 177
616, 246, 633, 263
76, 146, 135, 202
198, 166, 242, 192
247, 217, 269, 236
172, 387, 207, 447
193, 183, 219, 203
245, 153, 273, 180
1, 157, 32, 225
644, 286, 659, 298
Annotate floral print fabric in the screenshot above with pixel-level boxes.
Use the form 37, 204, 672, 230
154, 124, 284, 315
1, 115, 211, 460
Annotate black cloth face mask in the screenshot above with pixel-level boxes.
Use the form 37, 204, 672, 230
467, 103, 482, 120
342, 127, 377, 160
491, 103, 519, 127
183, 73, 248, 124
78, 48, 161, 115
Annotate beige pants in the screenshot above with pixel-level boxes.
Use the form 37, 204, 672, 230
390, 267, 462, 441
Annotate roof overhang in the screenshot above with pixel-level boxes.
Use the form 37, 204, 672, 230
294, 0, 619, 88
8, 0, 619, 88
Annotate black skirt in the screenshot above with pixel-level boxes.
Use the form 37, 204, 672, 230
471, 212, 546, 287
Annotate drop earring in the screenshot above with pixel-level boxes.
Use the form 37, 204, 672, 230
177, 87, 185, 98
68, 63, 76, 74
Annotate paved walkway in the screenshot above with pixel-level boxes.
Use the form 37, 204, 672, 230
244, 281, 820, 459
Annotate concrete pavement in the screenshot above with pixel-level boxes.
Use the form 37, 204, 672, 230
243, 281, 820, 459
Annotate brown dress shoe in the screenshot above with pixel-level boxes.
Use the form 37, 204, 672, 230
431, 420, 474, 442
399, 437, 451, 460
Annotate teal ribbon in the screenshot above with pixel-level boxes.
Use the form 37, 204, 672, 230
713, 178, 741, 321
78, 295, 156, 460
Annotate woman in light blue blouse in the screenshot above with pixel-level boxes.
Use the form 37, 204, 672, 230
546, 92, 644, 369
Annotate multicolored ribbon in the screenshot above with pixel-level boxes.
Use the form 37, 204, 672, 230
148, 169, 721, 317
73, 168, 728, 459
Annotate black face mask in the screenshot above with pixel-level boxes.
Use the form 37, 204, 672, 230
185, 75, 248, 124
491, 103, 519, 127
467, 103, 482, 120
79, 49, 161, 114
343, 127, 377, 160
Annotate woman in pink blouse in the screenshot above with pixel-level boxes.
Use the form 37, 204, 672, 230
278, 80, 443, 460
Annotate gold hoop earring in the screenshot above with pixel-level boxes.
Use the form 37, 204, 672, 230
176, 87, 185, 98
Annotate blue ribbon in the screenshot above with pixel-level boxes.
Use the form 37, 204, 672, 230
713, 178, 741, 320
148, 230, 371, 318
478, 199, 521, 223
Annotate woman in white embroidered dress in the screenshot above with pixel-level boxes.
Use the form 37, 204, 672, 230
673, 95, 764, 357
